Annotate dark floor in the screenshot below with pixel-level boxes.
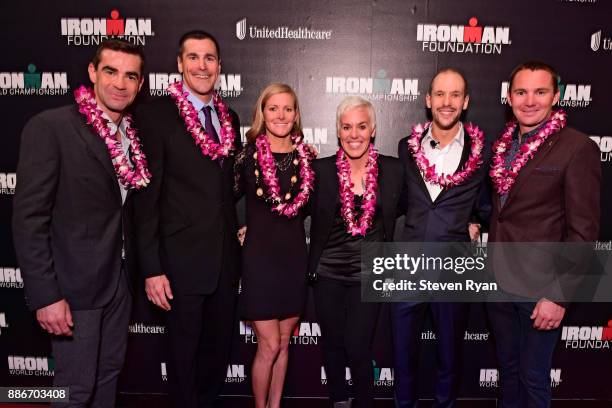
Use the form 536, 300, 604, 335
2, 396, 611, 407
113, 395, 611, 408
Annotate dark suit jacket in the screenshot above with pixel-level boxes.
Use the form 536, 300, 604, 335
132, 96, 241, 295
307, 154, 404, 277
12, 105, 133, 311
398, 127, 491, 242
488, 126, 601, 301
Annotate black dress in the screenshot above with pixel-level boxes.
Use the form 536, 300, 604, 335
234, 143, 308, 320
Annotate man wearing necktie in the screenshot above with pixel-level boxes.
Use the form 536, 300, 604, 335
132, 30, 241, 408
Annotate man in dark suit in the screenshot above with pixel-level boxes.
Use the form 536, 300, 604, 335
12, 39, 146, 407
132, 30, 241, 408
393, 68, 490, 408
487, 61, 600, 408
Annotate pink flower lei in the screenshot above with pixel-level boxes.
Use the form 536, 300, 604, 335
254, 134, 315, 218
490, 109, 567, 195
336, 145, 379, 237
74, 86, 151, 189
167, 81, 236, 160
407, 122, 484, 188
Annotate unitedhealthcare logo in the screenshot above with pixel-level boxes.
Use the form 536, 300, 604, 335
591, 30, 611, 52
236, 18, 247, 40
236, 18, 332, 41
591, 31, 601, 51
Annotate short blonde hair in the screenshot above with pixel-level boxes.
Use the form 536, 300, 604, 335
336, 96, 376, 132
246, 83, 303, 144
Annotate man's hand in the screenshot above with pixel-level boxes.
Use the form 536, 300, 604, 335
36, 299, 73, 336
531, 298, 565, 330
145, 275, 173, 311
237, 226, 247, 246
468, 223, 481, 242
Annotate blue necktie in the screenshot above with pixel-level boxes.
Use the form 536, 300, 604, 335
203, 106, 223, 166
203, 106, 220, 144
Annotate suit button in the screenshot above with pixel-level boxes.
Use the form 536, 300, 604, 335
430, 204, 436, 209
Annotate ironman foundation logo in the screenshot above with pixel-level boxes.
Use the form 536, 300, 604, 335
326, 70, 419, 102
235, 18, 332, 40
0, 65, 68, 96
148, 73, 242, 98
0, 267, 23, 289
561, 320, 612, 349
500, 79, 591, 108
7, 356, 54, 377
239, 320, 257, 343
479, 369, 561, 388
238, 321, 321, 345
61, 9, 154, 46
417, 17, 511, 55
589, 136, 612, 162
226, 364, 247, 383
291, 321, 321, 345
0, 173, 16, 195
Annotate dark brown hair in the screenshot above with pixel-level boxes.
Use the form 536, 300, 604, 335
509, 61, 559, 93
92, 39, 145, 75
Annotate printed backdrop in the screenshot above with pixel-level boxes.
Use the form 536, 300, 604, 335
0, 0, 611, 401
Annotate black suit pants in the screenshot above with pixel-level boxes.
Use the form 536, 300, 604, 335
166, 252, 237, 408
314, 277, 381, 408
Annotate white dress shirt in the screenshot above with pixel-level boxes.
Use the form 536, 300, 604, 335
102, 111, 131, 205
420, 123, 465, 201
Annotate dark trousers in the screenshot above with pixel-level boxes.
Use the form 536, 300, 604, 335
487, 302, 560, 408
392, 302, 469, 408
51, 268, 131, 408
166, 262, 237, 408
314, 277, 381, 408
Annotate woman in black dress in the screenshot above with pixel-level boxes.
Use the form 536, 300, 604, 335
308, 96, 403, 408
234, 83, 314, 408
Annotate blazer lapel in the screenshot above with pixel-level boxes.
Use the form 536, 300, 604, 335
378, 159, 394, 238
500, 131, 561, 211
407, 154, 433, 202
323, 159, 340, 213
70, 108, 122, 201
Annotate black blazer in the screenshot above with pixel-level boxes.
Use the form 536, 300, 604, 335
13, 105, 133, 311
307, 154, 403, 277
132, 96, 242, 295
397, 127, 491, 242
